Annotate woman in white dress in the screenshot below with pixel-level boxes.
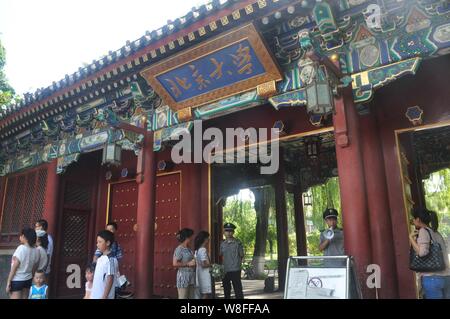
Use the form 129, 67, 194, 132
194, 231, 212, 299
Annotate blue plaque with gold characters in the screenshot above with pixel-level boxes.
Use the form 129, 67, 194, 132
141, 23, 283, 111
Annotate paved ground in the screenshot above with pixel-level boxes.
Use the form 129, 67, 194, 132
214, 277, 283, 299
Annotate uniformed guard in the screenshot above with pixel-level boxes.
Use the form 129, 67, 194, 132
319, 208, 345, 266
220, 223, 244, 299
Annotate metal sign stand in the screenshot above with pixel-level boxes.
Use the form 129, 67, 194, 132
284, 256, 363, 299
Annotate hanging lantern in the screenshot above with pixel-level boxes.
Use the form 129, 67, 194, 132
102, 143, 122, 166
305, 63, 335, 116
305, 136, 321, 159
303, 192, 313, 206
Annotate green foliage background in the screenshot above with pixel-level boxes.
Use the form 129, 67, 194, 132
222, 177, 343, 259
222, 168, 450, 264
0, 39, 16, 107
424, 168, 450, 240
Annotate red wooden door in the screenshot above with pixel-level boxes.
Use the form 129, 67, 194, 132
154, 172, 181, 298
108, 180, 138, 292
56, 179, 97, 298
54, 152, 99, 298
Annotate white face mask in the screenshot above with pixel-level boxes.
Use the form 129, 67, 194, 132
36, 230, 46, 238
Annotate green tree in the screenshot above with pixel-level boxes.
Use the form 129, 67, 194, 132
286, 193, 299, 256
424, 168, 450, 240
222, 196, 257, 257
0, 39, 16, 106
307, 231, 322, 256
222, 179, 344, 262
252, 187, 271, 276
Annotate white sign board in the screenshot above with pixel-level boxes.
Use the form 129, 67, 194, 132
286, 267, 347, 299
285, 269, 308, 299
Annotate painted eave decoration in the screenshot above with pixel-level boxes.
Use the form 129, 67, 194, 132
268, 88, 307, 110
0, 128, 125, 176
153, 121, 194, 152
351, 57, 422, 103
141, 23, 283, 112
405, 105, 424, 126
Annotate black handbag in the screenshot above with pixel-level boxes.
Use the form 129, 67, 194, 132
409, 228, 446, 272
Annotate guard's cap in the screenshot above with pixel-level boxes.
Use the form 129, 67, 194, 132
323, 208, 339, 220
224, 223, 236, 231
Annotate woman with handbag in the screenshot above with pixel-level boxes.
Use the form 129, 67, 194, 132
409, 208, 450, 299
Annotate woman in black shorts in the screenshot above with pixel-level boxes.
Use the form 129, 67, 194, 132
6, 228, 39, 299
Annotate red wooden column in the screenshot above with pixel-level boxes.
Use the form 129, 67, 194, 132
200, 163, 211, 233
333, 86, 374, 298
41, 160, 60, 297
293, 187, 307, 256
360, 112, 399, 298
274, 148, 289, 291
135, 132, 157, 299
42, 160, 61, 240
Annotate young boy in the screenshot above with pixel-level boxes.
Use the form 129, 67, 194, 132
91, 230, 119, 299
29, 270, 49, 299
93, 222, 123, 263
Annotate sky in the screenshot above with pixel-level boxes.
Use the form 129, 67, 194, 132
0, 0, 204, 95
228, 188, 255, 204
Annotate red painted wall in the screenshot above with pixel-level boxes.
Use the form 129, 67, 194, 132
373, 55, 450, 298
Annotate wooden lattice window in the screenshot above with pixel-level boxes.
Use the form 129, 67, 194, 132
64, 182, 91, 209
62, 213, 88, 257
0, 168, 48, 238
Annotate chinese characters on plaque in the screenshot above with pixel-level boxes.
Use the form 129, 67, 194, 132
157, 40, 266, 102
141, 24, 283, 111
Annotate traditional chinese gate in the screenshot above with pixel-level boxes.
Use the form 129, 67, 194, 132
154, 172, 181, 298
107, 180, 138, 293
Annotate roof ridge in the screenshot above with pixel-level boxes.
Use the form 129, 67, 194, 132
0, 0, 246, 118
